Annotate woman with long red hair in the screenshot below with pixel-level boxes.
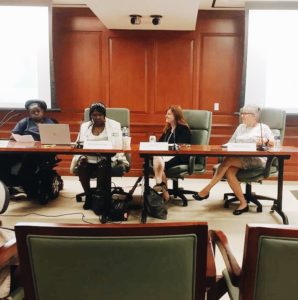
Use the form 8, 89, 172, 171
153, 105, 191, 201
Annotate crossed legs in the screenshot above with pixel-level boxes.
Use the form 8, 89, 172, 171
196, 157, 247, 210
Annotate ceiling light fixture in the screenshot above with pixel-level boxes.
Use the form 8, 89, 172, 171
150, 15, 162, 25
130, 14, 142, 25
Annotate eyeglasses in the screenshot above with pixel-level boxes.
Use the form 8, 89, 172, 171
240, 112, 254, 116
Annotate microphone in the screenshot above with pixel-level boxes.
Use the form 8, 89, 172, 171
173, 129, 179, 151
256, 122, 268, 151
76, 123, 83, 149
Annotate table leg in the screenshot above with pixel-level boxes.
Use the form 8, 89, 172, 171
100, 155, 112, 224
271, 157, 289, 225
141, 156, 150, 224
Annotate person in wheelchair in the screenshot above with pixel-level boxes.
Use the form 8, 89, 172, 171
0, 100, 63, 204
74, 102, 129, 210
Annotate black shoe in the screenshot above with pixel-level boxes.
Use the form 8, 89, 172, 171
233, 205, 249, 215
192, 192, 209, 201
83, 195, 92, 210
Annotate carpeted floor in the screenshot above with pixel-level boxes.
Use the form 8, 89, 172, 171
2, 176, 298, 299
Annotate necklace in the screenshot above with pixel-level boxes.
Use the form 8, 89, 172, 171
92, 125, 104, 136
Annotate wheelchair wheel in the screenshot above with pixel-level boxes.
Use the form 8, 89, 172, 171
48, 172, 63, 199
0, 180, 9, 214
35, 171, 63, 204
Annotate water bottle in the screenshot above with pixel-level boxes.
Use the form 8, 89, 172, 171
274, 135, 281, 151
122, 127, 129, 138
122, 127, 130, 148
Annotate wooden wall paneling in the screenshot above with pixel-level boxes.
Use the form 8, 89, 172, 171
1, 8, 298, 180
108, 37, 151, 112
54, 31, 103, 111
198, 33, 243, 114
154, 39, 195, 112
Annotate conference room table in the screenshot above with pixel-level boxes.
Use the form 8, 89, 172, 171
137, 144, 298, 224
1, 141, 297, 224
0, 140, 131, 223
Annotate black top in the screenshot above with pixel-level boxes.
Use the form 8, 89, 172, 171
12, 117, 55, 141
159, 124, 191, 144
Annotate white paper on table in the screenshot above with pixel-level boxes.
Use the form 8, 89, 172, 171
139, 142, 169, 150
226, 143, 257, 151
83, 140, 113, 149
12, 133, 34, 142
0, 140, 9, 147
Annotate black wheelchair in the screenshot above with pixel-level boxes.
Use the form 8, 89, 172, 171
0, 153, 63, 212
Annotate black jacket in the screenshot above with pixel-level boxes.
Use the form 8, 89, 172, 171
159, 124, 191, 144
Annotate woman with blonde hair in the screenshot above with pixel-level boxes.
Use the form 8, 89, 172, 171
193, 105, 274, 215
153, 105, 191, 201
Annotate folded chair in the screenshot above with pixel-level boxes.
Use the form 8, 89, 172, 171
208, 224, 298, 300
15, 221, 216, 300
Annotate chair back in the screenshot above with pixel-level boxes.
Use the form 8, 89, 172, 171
15, 222, 209, 300
240, 224, 298, 300
259, 108, 286, 143
84, 107, 130, 131
182, 110, 212, 146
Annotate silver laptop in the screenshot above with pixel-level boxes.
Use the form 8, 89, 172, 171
38, 124, 71, 145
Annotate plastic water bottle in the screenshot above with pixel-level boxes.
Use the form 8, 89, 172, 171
122, 127, 130, 148
122, 127, 129, 138
274, 135, 281, 151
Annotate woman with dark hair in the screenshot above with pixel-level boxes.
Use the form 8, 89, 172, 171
153, 105, 191, 201
74, 102, 129, 209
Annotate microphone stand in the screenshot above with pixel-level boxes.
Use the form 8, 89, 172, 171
256, 122, 268, 151
76, 123, 83, 149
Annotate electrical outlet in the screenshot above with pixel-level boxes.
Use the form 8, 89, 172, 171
214, 103, 219, 111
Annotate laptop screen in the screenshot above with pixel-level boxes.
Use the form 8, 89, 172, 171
38, 124, 71, 145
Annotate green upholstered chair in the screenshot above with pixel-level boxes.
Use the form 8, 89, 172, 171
166, 110, 212, 206
222, 108, 286, 212
15, 221, 215, 300
0, 237, 24, 300
75, 108, 131, 202
208, 224, 298, 300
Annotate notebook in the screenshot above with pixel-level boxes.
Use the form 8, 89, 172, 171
38, 124, 71, 145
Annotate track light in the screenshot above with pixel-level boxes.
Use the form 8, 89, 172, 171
150, 15, 162, 25
130, 14, 142, 25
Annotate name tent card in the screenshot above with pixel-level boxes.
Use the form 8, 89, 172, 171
226, 143, 257, 152
83, 140, 113, 149
139, 142, 169, 151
